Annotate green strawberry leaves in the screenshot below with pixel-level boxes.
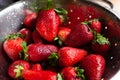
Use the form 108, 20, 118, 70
76, 67, 86, 80
48, 52, 59, 67
5, 32, 24, 40
14, 65, 24, 78
93, 31, 110, 45
57, 73, 63, 80
20, 42, 28, 61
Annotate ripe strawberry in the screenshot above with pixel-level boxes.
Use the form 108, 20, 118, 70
58, 27, 71, 42
42, 71, 57, 80
65, 23, 93, 47
31, 64, 42, 72
27, 44, 58, 62
3, 33, 24, 60
91, 32, 110, 55
61, 67, 85, 80
22, 70, 42, 80
36, 9, 60, 42
19, 28, 32, 43
66, 5, 104, 29
23, 12, 37, 29
58, 47, 87, 67
89, 19, 101, 33
8, 60, 30, 79
80, 54, 105, 80
32, 30, 43, 44
36, 0, 67, 42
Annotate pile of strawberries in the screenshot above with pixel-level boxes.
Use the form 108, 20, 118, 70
3, 0, 111, 80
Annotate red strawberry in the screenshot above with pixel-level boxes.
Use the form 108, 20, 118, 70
27, 44, 58, 62
65, 23, 93, 47
32, 30, 43, 44
91, 32, 110, 55
61, 67, 85, 80
8, 60, 30, 79
36, 9, 60, 42
89, 19, 101, 33
58, 27, 71, 42
80, 54, 105, 80
31, 64, 42, 72
66, 4, 104, 29
3, 33, 24, 60
23, 12, 37, 29
42, 71, 57, 80
58, 47, 87, 67
22, 70, 42, 80
19, 28, 32, 43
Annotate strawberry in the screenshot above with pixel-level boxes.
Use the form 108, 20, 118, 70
27, 44, 58, 62
58, 27, 71, 42
36, 9, 60, 42
58, 47, 87, 67
65, 23, 93, 47
23, 12, 37, 30
31, 64, 42, 72
8, 60, 30, 79
61, 67, 85, 80
19, 28, 32, 43
89, 19, 101, 33
36, 0, 67, 42
42, 71, 57, 80
32, 30, 43, 44
22, 70, 42, 80
80, 54, 105, 80
91, 32, 110, 55
66, 4, 104, 29
3, 33, 24, 60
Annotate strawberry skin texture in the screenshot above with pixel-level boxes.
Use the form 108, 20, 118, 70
32, 30, 43, 44
58, 47, 87, 67
19, 28, 32, 43
27, 44, 58, 62
80, 54, 105, 80
31, 64, 42, 72
91, 43, 110, 55
36, 9, 60, 42
65, 24, 93, 47
8, 60, 30, 79
23, 12, 37, 29
42, 71, 57, 80
90, 20, 101, 33
58, 27, 71, 42
3, 37, 24, 60
61, 67, 81, 80
22, 70, 42, 80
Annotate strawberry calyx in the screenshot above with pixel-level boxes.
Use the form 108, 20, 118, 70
54, 37, 63, 46
14, 65, 24, 78
57, 73, 63, 80
48, 52, 59, 67
20, 42, 28, 61
5, 32, 24, 40
81, 21, 92, 32
93, 31, 110, 45
75, 67, 86, 80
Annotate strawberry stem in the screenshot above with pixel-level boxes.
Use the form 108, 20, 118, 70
47, 0, 54, 9
57, 73, 63, 80
75, 67, 86, 80
20, 42, 28, 61
93, 31, 110, 45
54, 37, 63, 46
14, 65, 24, 78
5, 32, 24, 40
48, 52, 59, 67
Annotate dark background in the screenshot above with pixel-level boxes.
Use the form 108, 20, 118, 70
0, 0, 19, 10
